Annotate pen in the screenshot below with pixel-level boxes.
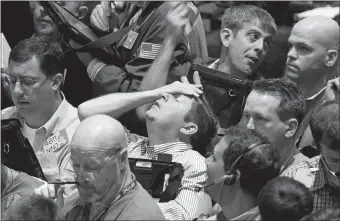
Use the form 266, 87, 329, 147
48, 181, 79, 185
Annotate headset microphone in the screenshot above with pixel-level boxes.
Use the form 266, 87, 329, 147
196, 141, 269, 192
195, 175, 229, 192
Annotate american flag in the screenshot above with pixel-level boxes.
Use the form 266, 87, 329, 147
139, 42, 161, 60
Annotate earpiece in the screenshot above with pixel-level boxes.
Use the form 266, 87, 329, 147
196, 141, 269, 192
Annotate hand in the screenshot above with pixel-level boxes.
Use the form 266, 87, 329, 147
68, 39, 83, 49
156, 78, 203, 98
33, 182, 65, 209
1, 67, 8, 81
166, 3, 192, 38
192, 71, 202, 86
323, 77, 339, 103
1, 68, 12, 100
90, 1, 112, 32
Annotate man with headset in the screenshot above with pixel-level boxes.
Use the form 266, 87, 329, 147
197, 126, 280, 220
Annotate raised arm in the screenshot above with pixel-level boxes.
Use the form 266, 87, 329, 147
73, 2, 191, 97
136, 3, 193, 120
77, 80, 202, 121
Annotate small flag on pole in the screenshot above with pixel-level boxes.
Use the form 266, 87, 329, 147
139, 42, 161, 60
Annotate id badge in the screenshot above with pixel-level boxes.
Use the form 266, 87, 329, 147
123, 30, 139, 49
43, 129, 69, 153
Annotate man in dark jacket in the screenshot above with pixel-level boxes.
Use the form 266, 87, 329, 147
77, 1, 206, 97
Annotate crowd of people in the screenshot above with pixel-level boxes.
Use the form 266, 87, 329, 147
1, 1, 339, 221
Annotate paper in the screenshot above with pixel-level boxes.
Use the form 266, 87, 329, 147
43, 129, 69, 153
1, 33, 11, 69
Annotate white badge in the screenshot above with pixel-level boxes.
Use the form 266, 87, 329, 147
43, 129, 69, 153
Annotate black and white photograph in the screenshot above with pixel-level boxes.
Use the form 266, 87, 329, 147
1, 1, 339, 220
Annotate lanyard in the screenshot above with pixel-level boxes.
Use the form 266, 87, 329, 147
79, 179, 137, 221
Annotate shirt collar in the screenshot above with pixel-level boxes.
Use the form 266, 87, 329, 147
45, 93, 72, 135
151, 142, 193, 155
310, 157, 327, 191
19, 93, 70, 135
208, 59, 220, 70
280, 145, 301, 173
305, 86, 326, 101
231, 206, 260, 221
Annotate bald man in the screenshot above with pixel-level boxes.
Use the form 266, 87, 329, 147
285, 16, 339, 100
34, 115, 165, 220
285, 16, 340, 152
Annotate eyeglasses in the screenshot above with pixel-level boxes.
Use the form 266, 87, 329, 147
4, 75, 46, 92
74, 148, 126, 188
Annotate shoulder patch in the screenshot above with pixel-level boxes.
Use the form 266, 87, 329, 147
139, 42, 161, 60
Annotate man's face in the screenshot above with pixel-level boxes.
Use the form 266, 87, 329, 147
285, 27, 327, 94
30, 1, 81, 36
70, 146, 122, 203
243, 91, 287, 149
145, 93, 196, 132
319, 135, 340, 185
227, 20, 273, 76
8, 58, 56, 120
205, 136, 230, 202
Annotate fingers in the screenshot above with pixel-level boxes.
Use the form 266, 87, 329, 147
193, 71, 202, 86
33, 183, 56, 199
56, 186, 65, 208
90, 4, 110, 31
1, 67, 8, 75
177, 82, 203, 98
166, 3, 190, 36
323, 77, 340, 103
180, 76, 190, 84
48, 183, 57, 198
330, 77, 339, 90
1, 73, 8, 81
101, 1, 111, 17
33, 182, 67, 209
173, 5, 189, 24
180, 76, 202, 91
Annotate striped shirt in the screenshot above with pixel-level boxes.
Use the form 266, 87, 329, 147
282, 156, 340, 211
125, 129, 212, 220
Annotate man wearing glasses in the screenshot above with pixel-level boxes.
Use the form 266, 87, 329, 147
1, 36, 79, 181
282, 101, 340, 211
34, 115, 165, 220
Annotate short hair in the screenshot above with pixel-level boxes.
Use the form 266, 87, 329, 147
222, 126, 280, 196
258, 177, 313, 221
9, 36, 64, 77
310, 100, 340, 151
252, 78, 306, 124
221, 4, 277, 35
300, 208, 340, 221
29, 1, 84, 14
184, 96, 219, 156
8, 195, 58, 220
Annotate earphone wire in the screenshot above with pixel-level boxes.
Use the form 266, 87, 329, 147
226, 141, 269, 176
